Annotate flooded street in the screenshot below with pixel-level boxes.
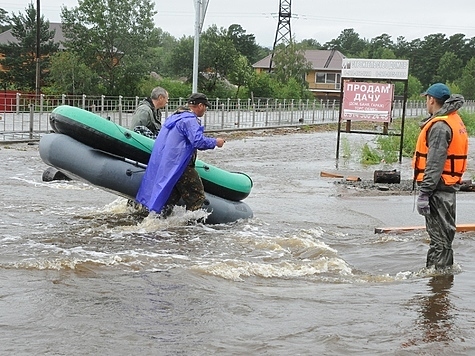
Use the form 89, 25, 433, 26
1, 129, 475, 355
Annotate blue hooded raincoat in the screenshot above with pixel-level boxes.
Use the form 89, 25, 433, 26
135, 111, 217, 213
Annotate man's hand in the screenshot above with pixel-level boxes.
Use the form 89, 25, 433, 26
417, 191, 431, 216
216, 138, 225, 147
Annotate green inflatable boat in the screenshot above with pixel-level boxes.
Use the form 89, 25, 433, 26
49, 105, 253, 202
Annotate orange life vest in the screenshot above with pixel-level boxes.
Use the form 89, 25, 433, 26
413, 112, 468, 185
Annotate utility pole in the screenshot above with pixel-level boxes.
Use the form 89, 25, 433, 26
269, 0, 292, 72
192, 0, 209, 93
35, 0, 41, 98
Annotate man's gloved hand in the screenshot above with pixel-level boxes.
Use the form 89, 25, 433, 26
417, 191, 431, 216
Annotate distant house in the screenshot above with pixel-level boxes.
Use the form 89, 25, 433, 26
0, 22, 65, 74
252, 49, 346, 99
0, 22, 65, 49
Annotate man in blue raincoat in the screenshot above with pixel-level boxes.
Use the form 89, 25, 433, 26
136, 93, 225, 216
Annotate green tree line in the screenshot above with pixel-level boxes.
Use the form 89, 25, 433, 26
1, 2, 475, 100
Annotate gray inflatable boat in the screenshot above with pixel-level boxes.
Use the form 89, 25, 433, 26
39, 133, 253, 224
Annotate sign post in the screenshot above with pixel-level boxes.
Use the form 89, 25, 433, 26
336, 59, 409, 163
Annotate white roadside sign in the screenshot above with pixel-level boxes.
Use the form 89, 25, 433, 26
341, 59, 409, 80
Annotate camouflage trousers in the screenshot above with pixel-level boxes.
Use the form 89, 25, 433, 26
162, 166, 205, 216
126, 199, 149, 216
425, 190, 456, 269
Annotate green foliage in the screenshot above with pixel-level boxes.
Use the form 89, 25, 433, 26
460, 110, 475, 135
228, 55, 253, 98
0, 8, 11, 33
358, 118, 421, 165
47, 52, 100, 94
323, 28, 367, 57
400, 119, 420, 157
360, 143, 383, 165
299, 38, 322, 50
140, 28, 177, 77
271, 41, 312, 88
341, 137, 352, 160
200, 25, 240, 93
435, 52, 463, 83
226, 24, 262, 64
203, 79, 237, 99
168, 36, 194, 80
247, 72, 277, 98
394, 74, 424, 99
274, 78, 314, 100
245, 71, 313, 100
136, 77, 192, 99
158, 78, 191, 99
136, 77, 188, 98
60, 0, 156, 95
0, 3, 58, 91
5, 4, 475, 101
457, 58, 475, 100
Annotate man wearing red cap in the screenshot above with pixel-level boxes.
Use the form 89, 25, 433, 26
413, 83, 468, 270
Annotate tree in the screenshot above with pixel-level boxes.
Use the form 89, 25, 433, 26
48, 51, 100, 94
200, 25, 240, 93
0, 8, 11, 33
226, 24, 261, 64
435, 52, 463, 84
299, 38, 322, 50
0, 4, 58, 91
168, 35, 194, 80
368, 34, 395, 58
458, 58, 475, 100
61, 0, 156, 95
228, 54, 253, 97
247, 71, 277, 98
323, 28, 368, 57
410, 33, 448, 88
393, 36, 411, 59
271, 41, 312, 88
142, 27, 177, 77
394, 74, 423, 100
446, 34, 470, 63
275, 77, 313, 99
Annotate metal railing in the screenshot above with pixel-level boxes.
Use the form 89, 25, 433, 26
1, 93, 474, 142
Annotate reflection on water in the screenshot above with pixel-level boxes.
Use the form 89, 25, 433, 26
420, 274, 455, 343
404, 274, 455, 348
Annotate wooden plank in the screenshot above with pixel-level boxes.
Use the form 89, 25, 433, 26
375, 224, 475, 234
320, 171, 344, 178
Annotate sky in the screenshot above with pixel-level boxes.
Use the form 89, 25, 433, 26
3, 0, 475, 48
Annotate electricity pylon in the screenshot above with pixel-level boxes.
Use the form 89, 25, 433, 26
269, 0, 292, 72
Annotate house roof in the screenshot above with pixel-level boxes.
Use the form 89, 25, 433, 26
252, 49, 346, 71
0, 22, 65, 50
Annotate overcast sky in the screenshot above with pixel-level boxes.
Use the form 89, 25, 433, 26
3, 0, 475, 48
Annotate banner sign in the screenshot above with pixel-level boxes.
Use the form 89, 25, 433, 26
342, 82, 394, 122
342, 59, 409, 80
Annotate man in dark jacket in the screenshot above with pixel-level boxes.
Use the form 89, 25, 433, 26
414, 83, 468, 270
130, 86, 168, 138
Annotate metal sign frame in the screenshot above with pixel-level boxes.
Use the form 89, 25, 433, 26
336, 59, 409, 164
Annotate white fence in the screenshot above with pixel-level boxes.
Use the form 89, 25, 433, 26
1, 93, 474, 142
